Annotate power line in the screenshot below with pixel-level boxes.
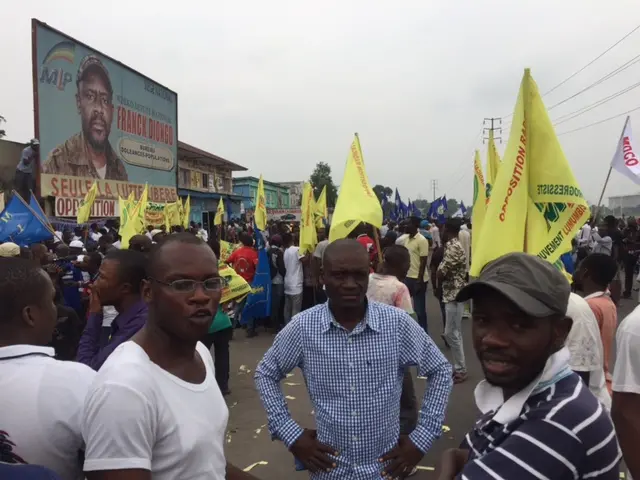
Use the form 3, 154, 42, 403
557, 105, 640, 136
502, 23, 640, 119
547, 53, 640, 111
543, 22, 640, 96
552, 79, 640, 126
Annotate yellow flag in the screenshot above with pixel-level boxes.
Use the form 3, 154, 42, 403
254, 175, 267, 231
120, 184, 148, 249
219, 240, 239, 263
118, 196, 129, 227
182, 195, 191, 229
127, 191, 135, 203
219, 264, 252, 304
329, 134, 382, 242
471, 150, 486, 268
470, 69, 589, 276
486, 129, 501, 199
77, 182, 98, 224
214, 197, 225, 226
300, 182, 318, 254
164, 202, 179, 231
314, 185, 328, 229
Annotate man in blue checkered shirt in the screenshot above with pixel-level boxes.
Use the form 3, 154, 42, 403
255, 239, 453, 479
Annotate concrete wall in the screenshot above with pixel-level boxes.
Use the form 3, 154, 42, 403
0, 139, 24, 191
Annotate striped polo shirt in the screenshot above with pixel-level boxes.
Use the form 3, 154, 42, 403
461, 349, 621, 479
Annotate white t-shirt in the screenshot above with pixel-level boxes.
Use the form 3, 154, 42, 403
0, 345, 96, 479
82, 341, 229, 479
565, 293, 611, 410
90, 232, 102, 242
613, 304, 640, 480
613, 304, 640, 394
284, 246, 304, 296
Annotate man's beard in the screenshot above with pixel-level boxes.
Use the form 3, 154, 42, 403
82, 117, 109, 152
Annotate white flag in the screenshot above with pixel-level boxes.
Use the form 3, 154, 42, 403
611, 116, 640, 185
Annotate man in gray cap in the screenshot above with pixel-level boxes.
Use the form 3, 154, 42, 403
437, 252, 621, 480
42, 55, 128, 181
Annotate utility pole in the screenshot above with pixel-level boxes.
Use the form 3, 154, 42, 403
483, 117, 502, 144
430, 179, 438, 201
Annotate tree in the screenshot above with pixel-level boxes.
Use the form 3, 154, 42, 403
446, 198, 459, 213
372, 185, 393, 202
0, 115, 5, 139
309, 162, 338, 207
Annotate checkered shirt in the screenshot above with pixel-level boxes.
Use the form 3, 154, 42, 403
254, 301, 453, 479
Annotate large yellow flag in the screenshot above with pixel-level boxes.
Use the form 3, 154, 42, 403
329, 134, 382, 242
471, 150, 486, 266
315, 185, 328, 229
182, 195, 191, 229
214, 197, 225, 226
164, 202, 180, 231
254, 175, 267, 231
486, 129, 501, 199
470, 69, 589, 276
300, 182, 318, 254
77, 182, 98, 224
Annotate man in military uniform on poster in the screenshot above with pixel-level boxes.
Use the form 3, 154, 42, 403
42, 55, 128, 181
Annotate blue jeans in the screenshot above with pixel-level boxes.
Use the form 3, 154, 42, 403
404, 278, 427, 333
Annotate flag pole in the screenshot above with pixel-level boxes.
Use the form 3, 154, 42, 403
595, 115, 630, 222
593, 166, 613, 223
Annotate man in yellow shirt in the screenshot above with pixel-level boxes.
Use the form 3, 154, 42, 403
397, 217, 430, 333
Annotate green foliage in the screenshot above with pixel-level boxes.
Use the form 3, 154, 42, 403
309, 162, 338, 207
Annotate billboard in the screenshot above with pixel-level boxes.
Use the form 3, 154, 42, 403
32, 20, 178, 215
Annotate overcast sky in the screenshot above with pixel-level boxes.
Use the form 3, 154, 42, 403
2, 0, 640, 206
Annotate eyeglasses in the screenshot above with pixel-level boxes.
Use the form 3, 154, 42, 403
149, 277, 227, 293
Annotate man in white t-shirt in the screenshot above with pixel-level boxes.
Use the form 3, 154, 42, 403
612, 304, 640, 479
565, 293, 611, 409
82, 234, 256, 480
282, 232, 304, 323
0, 258, 95, 479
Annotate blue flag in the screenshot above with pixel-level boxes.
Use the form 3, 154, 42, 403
241, 224, 271, 323
0, 194, 53, 246
411, 201, 422, 218
460, 201, 467, 216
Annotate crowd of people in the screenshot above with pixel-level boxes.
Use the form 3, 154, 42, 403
0, 211, 638, 479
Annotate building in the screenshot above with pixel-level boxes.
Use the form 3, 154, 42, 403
278, 181, 304, 206
178, 141, 247, 229
608, 193, 640, 216
232, 176, 290, 209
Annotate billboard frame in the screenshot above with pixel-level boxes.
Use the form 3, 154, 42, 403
30, 18, 179, 200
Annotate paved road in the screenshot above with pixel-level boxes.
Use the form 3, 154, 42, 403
221, 294, 638, 479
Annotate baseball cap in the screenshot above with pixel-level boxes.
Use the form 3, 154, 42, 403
77, 55, 113, 94
456, 252, 570, 317
0, 242, 20, 258
69, 240, 84, 249
420, 220, 430, 228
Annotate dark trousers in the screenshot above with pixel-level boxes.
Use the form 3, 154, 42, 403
14, 170, 33, 202
302, 285, 315, 311
400, 367, 418, 435
201, 327, 232, 392
315, 287, 327, 304
404, 278, 428, 333
271, 283, 285, 328
624, 256, 638, 295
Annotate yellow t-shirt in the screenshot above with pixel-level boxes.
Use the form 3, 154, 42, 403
398, 233, 430, 281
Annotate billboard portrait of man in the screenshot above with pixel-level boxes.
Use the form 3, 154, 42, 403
42, 55, 128, 181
